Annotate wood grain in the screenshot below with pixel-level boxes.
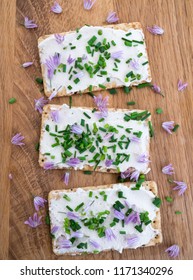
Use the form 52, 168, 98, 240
1, 0, 193, 259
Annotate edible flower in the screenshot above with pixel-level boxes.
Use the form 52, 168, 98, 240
43, 162, 55, 170
33, 196, 47, 211
151, 84, 164, 96
71, 231, 84, 238
137, 154, 150, 163
24, 17, 38, 29
162, 164, 175, 175
71, 124, 83, 135
67, 54, 76, 65
147, 25, 164, 35
50, 110, 60, 123
114, 209, 125, 220
51, 1, 63, 14
22, 62, 33, 68
66, 158, 81, 167
111, 50, 123, 59
93, 94, 109, 118
130, 59, 140, 71
74, 71, 84, 79
127, 235, 139, 247
89, 239, 100, 249
34, 97, 48, 114
121, 168, 131, 179
105, 228, 116, 241
9, 173, 13, 180
56, 236, 72, 249
125, 212, 140, 225
83, 0, 96, 10
63, 172, 70, 186
51, 225, 59, 235
106, 11, 119, 23
130, 135, 141, 143
130, 170, 140, 182
165, 244, 180, 258
66, 212, 80, 220
162, 121, 175, 134
45, 53, 60, 80
54, 34, 65, 44
105, 159, 113, 167
178, 80, 188, 92
173, 181, 187, 196
48, 85, 62, 100
11, 133, 25, 146
24, 213, 42, 228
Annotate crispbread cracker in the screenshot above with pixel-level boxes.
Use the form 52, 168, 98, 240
49, 181, 162, 256
38, 23, 152, 97
39, 104, 151, 173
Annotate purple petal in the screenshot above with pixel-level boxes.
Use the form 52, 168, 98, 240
130, 135, 141, 143
162, 121, 175, 134
24, 213, 42, 228
51, 110, 60, 123
165, 244, 180, 258
67, 54, 76, 65
89, 239, 100, 249
71, 231, 84, 238
51, 1, 63, 14
130, 170, 140, 182
54, 34, 65, 44
114, 209, 125, 220
137, 154, 150, 163
66, 158, 81, 167
130, 59, 140, 71
63, 172, 70, 186
104, 133, 113, 140
24, 17, 38, 29
147, 25, 164, 35
162, 164, 175, 175
51, 225, 60, 235
71, 124, 83, 135
125, 211, 140, 225
22, 62, 33, 68
105, 228, 116, 241
105, 159, 113, 168
11, 133, 25, 146
74, 71, 84, 79
83, 0, 96, 10
83, 200, 95, 213
33, 196, 47, 211
94, 94, 109, 118
152, 84, 161, 93
9, 173, 13, 180
57, 236, 72, 249
127, 235, 139, 247
48, 86, 62, 100
45, 53, 61, 80
43, 162, 55, 170
66, 212, 80, 220
178, 80, 188, 92
111, 50, 123, 59
121, 168, 131, 179
106, 11, 119, 23
173, 181, 187, 196
34, 97, 48, 114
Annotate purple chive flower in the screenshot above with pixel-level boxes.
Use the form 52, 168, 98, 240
34, 97, 48, 114
24, 213, 42, 228
121, 168, 131, 179
57, 236, 72, 249
45, 53, 61, 80
178, 80, 188, 92
137, 154, 150, 163
51, 110, 59, 123
74, 71, 84, 79
165, 244, 180, 258
24, 17, 38, 29
22, 62, 33, 68
147, 25, 164, 35
71, 124, 83, 135
151, 84, 164, 96
66, 158, 81, 167
162, 164, 175, 175
51, 225, 60, 235
105, 228, 116, 241
83, 0, 96, 10
105, 159, 113, 168
54, 34, 65, 44
130, 59, 140, 71
173, 181, 187, 196
66, 212, 80, 220
71, 231, 84, 238
114, 209, 125, 220
63, 172, 70, 186
89, 239, 100, 249
11, 133, 25, 146
9, 173, 13, 180
82, 54, 87, 60
106, 11, 119, 23
104, 132, 113, 140
127, 235, 139, 247
33, 196, 47, 211
124, 200, 131, 208
130, 170, 140, 182
130, 135, 141, 143
51, 1, 63, 14
67, 54, 76, 65
111, 50, 123, 59
48, 85, 62, 100
43, 162, 55, 170
94, 94, 109, 118
125, 211, 140, 225
83, 200, 95, 213
162, 121, 175, 134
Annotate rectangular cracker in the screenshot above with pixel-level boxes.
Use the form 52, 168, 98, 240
48, 181, 162, 256
38, 22, 151, 98
39, 104, 151, 174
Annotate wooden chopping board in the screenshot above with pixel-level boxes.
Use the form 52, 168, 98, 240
0, 0, 193, 260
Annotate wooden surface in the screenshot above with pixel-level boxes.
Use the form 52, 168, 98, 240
0, 0, 193, 260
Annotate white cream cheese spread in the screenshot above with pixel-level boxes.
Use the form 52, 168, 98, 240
40, 105, 151, 173
38, 25, 151, 96
49, 183, 160, 255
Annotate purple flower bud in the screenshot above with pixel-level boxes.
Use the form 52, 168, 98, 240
83, 0, 96, 10
56, 236, 72, 249
94, 94, 109, 118
105, 159, 113, 168
34, 97, 48, 114
121, 168, 131, 179
162, 164, 175, 175
105, 228, 116, 241
178, 80, 188, 92
51, 1, 63, 14
11, 133, 25, 146
130, 135, 141, 143
24, 213, 42, 228
125, 211, 140, 225
127, 235, 139, 247
63, 172, 70, 186
165, 244, 180, 258
24, 17, 38, 29
114, 209, 125, 220
71, 124, 83, 135
33, 196, 47, 211
22, 62, 33, 68
50, 110, 60, 123
137, 154, 150, 163
106, 11, 119, 23
162, 121, 175, 134
67, 54, 75, 65
66, 158, 81, 167
147, 25, 164, 35
104, 133, 114, 140
130, 170, 140, 182
89, 239, 100, 249
130, 59, 140, 71
111, 50, 123, 59
43, 162, 55, 170
54, 34, 65, 44
173, 181, 187, 196
51, 225, 60, 235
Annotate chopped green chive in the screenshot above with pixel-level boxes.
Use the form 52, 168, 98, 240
35, 77, 43, 84
98, 84, 106, 89
66, 205, 73, 212
68, 85, 72, 90
63, 194, 71, 202
83, 112, 91, 119
156, 108, 163, 114
142, 61, 148, 66
9, 97, 16, 104
108, 88, 117, 95
89, 191, 93, 197
172, 124, 180, 132
137, 52, 143, 57
75, 202, 84, 212
127, 101, 135, 106
124, 86, 132, 94
133, 40, 144, 44
175, 211, 182, 215
126, 32, 132, 36
118, 191, 127, 199
152, 197, 162, 208
165, 196, 173, 203
98, 29, 103, 35
88, 35, 97, 46
119, 231, 126, 234
86, 46, 91, 54
69, 96, 72, 108
77, 242, 87, 249
84, 171, 92, 175
74, 78, 80, 84
111, 40, 116, 46
76, 34, 82, 40
148, 121, 154, 137
35, 143, 40, 151
137, 82, 152, 88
